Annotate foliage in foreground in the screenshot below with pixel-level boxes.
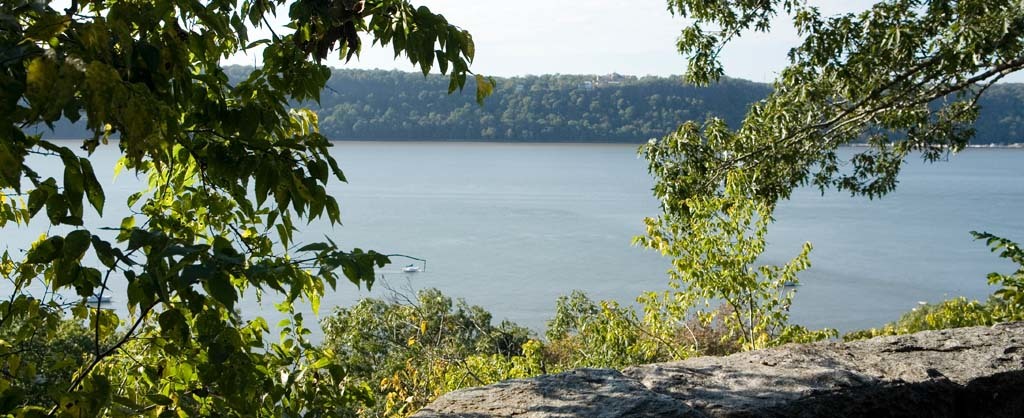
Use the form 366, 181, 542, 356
318, 285, 732, 418
645, 0, 1024, 359
637, 167, 837, 351
320, 288, 538, 417
540, 167, 835, 373
317, 131, 841, 417
642, 0, 1024, 365
4, 0, 1022, 416
845, 232, 1024, 340
0, 314, 95, 407
660, 0, 1024, 208
0, 0, 491, 416
323, 189, 841, 417
324, 232, 1024, 418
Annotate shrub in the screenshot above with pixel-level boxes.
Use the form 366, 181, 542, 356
320, 288, 533, 417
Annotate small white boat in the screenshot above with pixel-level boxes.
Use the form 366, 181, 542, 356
85, 295, 112, 304
402, 264, 420, 273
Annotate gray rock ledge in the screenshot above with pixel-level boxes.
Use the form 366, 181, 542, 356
412, 322, 1024, 418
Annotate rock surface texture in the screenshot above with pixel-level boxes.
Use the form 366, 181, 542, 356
412, 322, 1024, 418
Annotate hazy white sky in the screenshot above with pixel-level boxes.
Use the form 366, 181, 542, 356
227, 0, 880, 82
222, 0, 1023, 83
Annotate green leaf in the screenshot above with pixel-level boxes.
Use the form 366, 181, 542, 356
307, 159, 328, 184
26, 236, 63, 264
297, 242, 330, 252
112, 395, 143, 411
116, 216, 135, 242
309, 356, 332, 370
255, 163, 276, 208
27, 187, 48, 218
44, 193, 68, 225
80, 158, 105, 215
62, 155, 84, 219
146, 394, 173, 406
326, 156, 346, 182
24, 58, 58, 110
54, 262, 78, 291
58, 216, 83, 226
325, 197, 340, 223
276, 223, 291, 249
126, 192, 143, 207
91, 236, 117, 268
436, 50, 449, 74
74, 267, 103, 297
158, 309, 191, 346
160, 244, 208, 258
63, 230, 91, 261
181, 264, 212, 286
128, 228, 158, 251
205, 272, 237, 311
0, 139, 22, 190
265, 209, 279, 231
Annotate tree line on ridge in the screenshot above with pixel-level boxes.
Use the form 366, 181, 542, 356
40, 67, 1024, 144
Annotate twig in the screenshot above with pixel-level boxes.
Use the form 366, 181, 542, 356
54, 300, 158, 415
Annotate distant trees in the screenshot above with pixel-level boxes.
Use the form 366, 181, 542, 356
312, 70, 771, 142
310, 67, 1024, 144
35, 66, 1024, 143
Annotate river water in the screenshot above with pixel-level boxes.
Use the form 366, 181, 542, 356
3, 142, 1022, 337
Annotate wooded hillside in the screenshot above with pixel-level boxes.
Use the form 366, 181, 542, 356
42, 67, 1024, 143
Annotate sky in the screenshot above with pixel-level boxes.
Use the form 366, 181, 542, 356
226, 0, 885, 83
12, 0, 965, 85
45, 0, 1024, 84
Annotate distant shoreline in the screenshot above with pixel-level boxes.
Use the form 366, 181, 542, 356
848, 142, 1024, 149
965, 143, 1024, 148
325, 138, 1024, 148
49, 137, 1024, 146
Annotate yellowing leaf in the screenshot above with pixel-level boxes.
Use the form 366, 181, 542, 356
25, 58, 58, 106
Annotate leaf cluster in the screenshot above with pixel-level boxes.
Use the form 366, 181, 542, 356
320, 288, 533, 417
1, 0, 488, 416
660, 0, 1024, 212
637, 168, 836, 351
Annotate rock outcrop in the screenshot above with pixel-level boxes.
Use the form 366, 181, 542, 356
413, 322, 1024, 417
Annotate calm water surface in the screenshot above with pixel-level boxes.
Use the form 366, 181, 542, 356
3, 142, 1022, 337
